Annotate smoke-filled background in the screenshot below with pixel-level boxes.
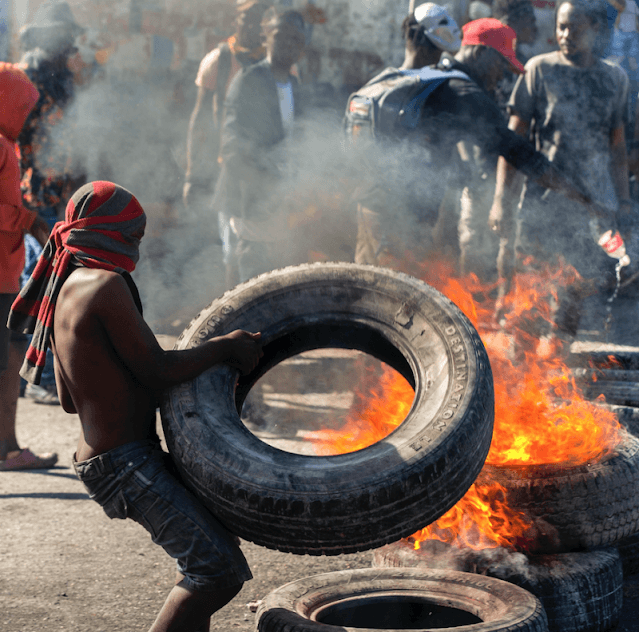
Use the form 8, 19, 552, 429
0, 0, 562, 331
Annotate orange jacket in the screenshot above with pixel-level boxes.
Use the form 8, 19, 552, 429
0, 63, 39, 293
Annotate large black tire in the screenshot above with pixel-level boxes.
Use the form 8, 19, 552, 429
161, 263, 494, 555
476, 432, 639, 551
255, 567, 548, 632
373, 540, 623, 632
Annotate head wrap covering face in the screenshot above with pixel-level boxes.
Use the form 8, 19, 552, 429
8, 181, 146, 384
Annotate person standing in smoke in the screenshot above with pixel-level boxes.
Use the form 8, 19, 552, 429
351, 3, 463, 267
451, 17, 535, 280
0, 62, 56, 471
489, 0, 630, 341
402, 17, 600, 280
211, 7, 305, 429
183, 0, 271, 231
492, 0, 539, 118
16, 0, 87, 404
350, 15, 592, 279
212, 7, 306, 286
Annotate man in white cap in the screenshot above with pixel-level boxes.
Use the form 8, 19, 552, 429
401, 2, 463, 69
348, 2, 463, 266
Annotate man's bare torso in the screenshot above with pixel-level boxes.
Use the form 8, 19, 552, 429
51, 267, 157, 462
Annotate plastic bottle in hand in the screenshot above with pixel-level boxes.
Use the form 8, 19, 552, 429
598, 230, 631, 267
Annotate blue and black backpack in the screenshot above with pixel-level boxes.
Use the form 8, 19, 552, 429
344, 65, 471, 141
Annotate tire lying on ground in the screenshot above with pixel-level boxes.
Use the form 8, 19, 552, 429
161, 263, 494, 555
476, 432, 639, 551
255, 567, 549, 632
373, 540, 623, 632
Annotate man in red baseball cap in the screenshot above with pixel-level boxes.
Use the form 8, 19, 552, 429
462, 17, 525, 74
437, 17, 525, 278
409, 14, 602, 284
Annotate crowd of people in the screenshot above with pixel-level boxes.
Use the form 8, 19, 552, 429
1, 0, 639, 628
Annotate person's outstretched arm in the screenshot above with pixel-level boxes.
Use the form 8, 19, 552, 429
95, 272, 263, 389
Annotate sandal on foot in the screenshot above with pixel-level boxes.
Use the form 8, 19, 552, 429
0, 448, 58, 471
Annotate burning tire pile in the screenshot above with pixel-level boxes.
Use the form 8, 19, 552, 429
362, 264, 639, 632
162, 263, 494, 554
372, 542, 623, 632
570, 349, 639, 584
162, 261, 639, 631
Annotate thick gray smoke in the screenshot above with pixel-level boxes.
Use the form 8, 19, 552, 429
48, 69, 205, 328
387, 539, 534, 580
47, 63, 461, 332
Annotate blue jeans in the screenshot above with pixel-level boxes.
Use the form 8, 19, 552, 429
73, 440, 252, 592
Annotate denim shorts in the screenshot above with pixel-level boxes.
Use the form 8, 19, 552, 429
73, 440, 252, 592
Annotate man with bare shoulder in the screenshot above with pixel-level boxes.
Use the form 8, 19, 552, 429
8, 181, 263, 632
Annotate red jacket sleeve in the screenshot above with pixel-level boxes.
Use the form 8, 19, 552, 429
0, 137, 36, 233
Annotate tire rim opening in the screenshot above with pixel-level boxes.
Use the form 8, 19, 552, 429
241, 349, 415, 456
314, 594, 482, 629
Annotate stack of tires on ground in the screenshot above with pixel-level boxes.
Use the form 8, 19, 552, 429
161, 264, 634, 632
371, 346, 639, 632
571, 348, 639, 583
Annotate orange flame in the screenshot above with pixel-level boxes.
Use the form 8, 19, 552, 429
306, 361, 413, 455
410, 482, 535, 552
308, 254, 624, 551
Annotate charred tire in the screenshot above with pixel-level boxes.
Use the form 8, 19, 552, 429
476, 432, 639, 551
604, 404, 639, 437
161, 263, 494, 555
581, 382, 639, 407
373, 540, 622, 632
255, 567, 548, 632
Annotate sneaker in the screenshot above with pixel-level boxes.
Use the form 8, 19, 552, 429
24, 383, 60, 406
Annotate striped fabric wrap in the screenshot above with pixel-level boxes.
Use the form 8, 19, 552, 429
8, 181, 146, 384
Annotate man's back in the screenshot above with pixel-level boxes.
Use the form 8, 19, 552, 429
52, 267, 157, 461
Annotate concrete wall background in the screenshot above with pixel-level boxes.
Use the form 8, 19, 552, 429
6, 0, 416, 89
5, 0, 558, 88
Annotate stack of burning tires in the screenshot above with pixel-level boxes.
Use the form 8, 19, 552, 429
161, 263, 639, 632
370, 347, 639, 632
569, 347, 639, 582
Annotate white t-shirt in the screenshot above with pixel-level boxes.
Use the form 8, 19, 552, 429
276, 80, 294, 133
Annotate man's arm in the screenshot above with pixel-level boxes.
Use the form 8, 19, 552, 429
0, 141, 49, 244
629, 103, 639, 178
96, 273, 263, 390
183, 85, 216, 208
489, 114, 529, 236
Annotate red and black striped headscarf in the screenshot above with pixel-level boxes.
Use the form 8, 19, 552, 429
8, 181, 146, 384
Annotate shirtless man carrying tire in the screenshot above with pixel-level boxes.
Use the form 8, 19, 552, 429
8, 181, 263, 632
